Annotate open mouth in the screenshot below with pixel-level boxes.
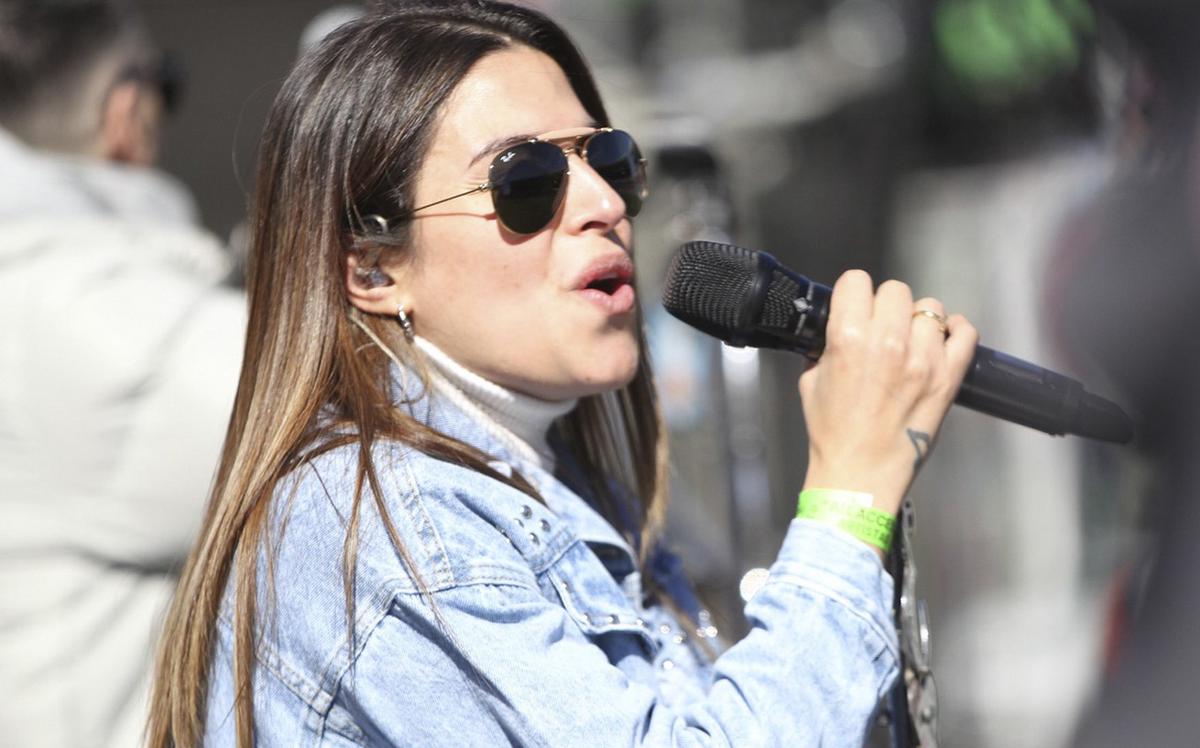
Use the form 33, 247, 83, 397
586, 273, 629, 295
576, 256, 636, 314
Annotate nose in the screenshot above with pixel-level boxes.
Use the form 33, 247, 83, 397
559, 152, 627, 235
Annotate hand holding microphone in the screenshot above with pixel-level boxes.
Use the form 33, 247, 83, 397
662, 239, 1134, 551
795, 270, 977, 517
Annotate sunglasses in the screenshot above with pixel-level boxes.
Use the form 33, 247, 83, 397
401, 128, 648, 235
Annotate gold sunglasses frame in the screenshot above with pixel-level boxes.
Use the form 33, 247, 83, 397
398, 127, 648, 234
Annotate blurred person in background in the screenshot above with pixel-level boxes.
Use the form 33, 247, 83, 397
0, 1, 245, 746
1051, 2, 1200, 745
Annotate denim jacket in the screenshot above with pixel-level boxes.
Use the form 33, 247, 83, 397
205, 373, 899, 746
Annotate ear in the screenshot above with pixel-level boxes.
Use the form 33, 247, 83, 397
345, 252, 409, 315
99, 81, 161, 166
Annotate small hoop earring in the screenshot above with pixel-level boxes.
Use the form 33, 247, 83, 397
397, 306, 415, 342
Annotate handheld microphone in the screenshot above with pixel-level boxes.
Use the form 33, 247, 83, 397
662, 240, 1134, 444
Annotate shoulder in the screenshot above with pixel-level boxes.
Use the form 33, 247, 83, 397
0, 217, 242, 387
275, 439, 556, 598
0, 216, 230, 280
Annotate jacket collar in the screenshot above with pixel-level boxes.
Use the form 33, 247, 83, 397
393, 363, 639, 565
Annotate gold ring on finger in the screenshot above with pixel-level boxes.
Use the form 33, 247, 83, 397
912, 308, 949, 336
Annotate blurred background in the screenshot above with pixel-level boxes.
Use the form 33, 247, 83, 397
137, 1, 1198, 745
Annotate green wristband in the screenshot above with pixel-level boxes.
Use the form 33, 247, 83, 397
796, 488, 896, 553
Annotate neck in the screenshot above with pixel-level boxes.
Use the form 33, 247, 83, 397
413, 336, 577, 470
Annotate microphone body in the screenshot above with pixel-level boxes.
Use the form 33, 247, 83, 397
662, 241, 1134, 444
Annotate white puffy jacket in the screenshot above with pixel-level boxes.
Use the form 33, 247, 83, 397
0, 128, 245, 748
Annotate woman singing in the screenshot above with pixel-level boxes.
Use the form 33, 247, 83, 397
148, 1, 977, 745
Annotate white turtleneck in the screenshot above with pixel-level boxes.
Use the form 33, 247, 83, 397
413, 336, 578, 470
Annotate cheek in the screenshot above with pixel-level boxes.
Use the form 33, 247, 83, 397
409, 228, 552, 326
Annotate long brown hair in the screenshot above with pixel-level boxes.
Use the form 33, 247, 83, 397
147, 3, 669, 746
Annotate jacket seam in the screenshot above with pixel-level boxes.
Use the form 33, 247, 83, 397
393, 453, 457, 588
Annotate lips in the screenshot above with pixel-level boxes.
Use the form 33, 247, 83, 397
575, 254, 636, 315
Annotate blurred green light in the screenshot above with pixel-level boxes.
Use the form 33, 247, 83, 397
935, 0, 1096, 101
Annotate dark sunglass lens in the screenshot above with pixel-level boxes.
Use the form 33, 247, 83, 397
586, 130, 647, 217
490, 142, 568, 234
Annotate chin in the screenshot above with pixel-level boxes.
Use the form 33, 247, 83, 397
571, 342, 640, 398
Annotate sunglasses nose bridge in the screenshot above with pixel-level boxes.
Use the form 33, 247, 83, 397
558, 131, 596, 159
556, 140, 593, 183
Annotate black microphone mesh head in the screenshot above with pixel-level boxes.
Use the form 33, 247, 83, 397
662, 241, 759, 339
763, 271, 801, 328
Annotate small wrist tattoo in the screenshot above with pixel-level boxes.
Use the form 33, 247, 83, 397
907, 428, 931, 470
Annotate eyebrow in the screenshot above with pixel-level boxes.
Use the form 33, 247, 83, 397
467, 121, 602, 169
